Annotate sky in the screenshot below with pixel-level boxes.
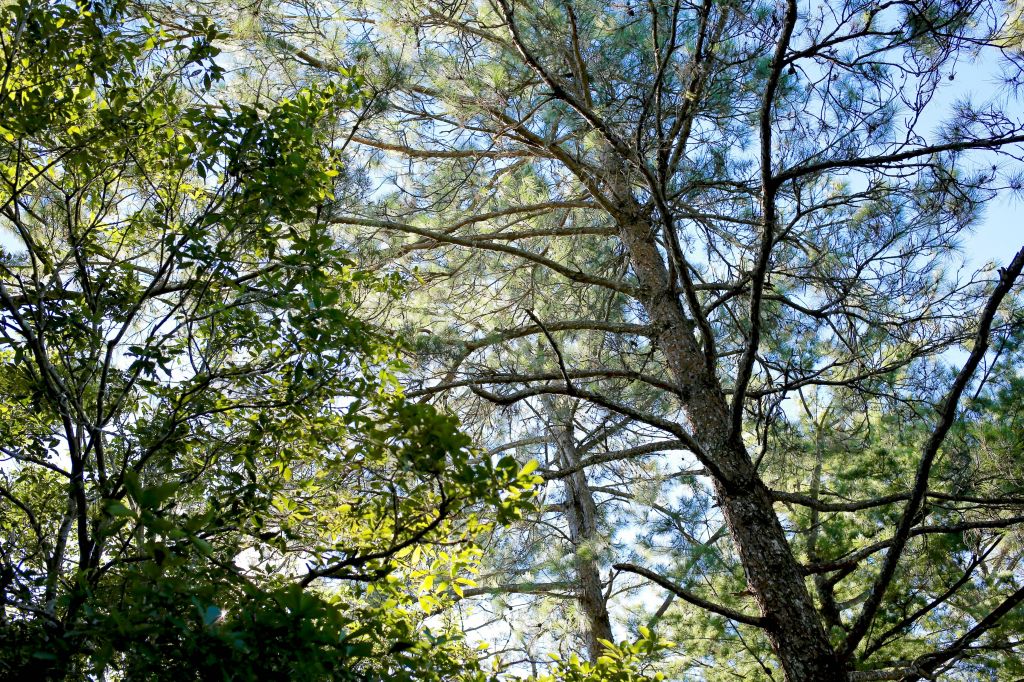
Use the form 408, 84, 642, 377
973, 192, 1021, 267
925, 51, 1024, 269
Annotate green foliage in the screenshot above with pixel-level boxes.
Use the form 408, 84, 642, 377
0, 1, 540, 678
540, 631, 671, 682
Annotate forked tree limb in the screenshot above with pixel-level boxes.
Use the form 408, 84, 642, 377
840, 245, 1024, 659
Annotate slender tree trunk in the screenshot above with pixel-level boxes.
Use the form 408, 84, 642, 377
545, 401, 614, 660
617, 218, 846, 681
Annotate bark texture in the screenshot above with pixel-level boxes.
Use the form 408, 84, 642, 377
548, 406, 614, 661
617, 216, 846, 680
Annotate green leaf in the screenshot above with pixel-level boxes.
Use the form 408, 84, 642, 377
104, 500, 135, 518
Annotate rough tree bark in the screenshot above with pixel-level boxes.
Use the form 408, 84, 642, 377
491, 0, 846, 670
616, 212, 846, 680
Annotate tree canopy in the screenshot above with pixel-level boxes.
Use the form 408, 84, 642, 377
0, 1, 539, 678
2, 0, 1024, 680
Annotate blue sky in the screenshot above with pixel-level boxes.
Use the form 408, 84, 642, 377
928, 50, 1023, 269
972, 191, 1021, 267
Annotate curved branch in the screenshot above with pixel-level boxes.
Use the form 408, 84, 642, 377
613, 562, 766, 627
803, 514, 1024, 576
729, 0, 798, 442
776, 133, 1024, 184
331, 215, 638, 296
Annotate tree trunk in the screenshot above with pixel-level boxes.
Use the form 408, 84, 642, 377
546, 403, 614, 661
617, 217, 846, 681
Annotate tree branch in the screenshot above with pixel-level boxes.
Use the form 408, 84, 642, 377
613, 562, 766, 627
840, 246, 1024, 659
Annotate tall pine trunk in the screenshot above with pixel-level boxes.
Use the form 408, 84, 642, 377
545, 401, 614, 660
617, 218, 845, 681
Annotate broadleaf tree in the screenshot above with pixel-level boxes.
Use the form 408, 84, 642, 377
0, 1, 541, 679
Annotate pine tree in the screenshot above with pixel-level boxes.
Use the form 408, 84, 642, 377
251, 0, 1024, 678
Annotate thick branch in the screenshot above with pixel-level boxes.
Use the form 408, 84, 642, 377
729, 0, 798, 441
